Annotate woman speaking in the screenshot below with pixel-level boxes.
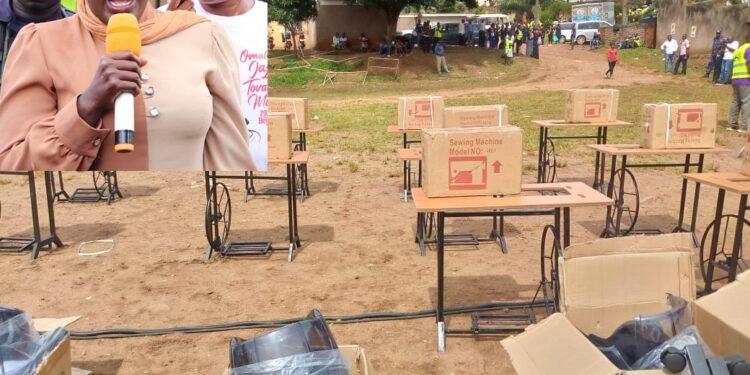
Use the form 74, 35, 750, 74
0, 0, 257, 171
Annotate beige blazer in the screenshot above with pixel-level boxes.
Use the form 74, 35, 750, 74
0, 16, 257, 171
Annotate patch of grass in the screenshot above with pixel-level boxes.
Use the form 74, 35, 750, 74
348, 161, 360, 173
270, 48, 530, 99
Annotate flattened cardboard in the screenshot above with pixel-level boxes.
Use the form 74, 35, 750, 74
397, 96, 445, 129
221, 345, 375, 375
267, 112, 293, 160
34, 336, 71, 375
421, 126, 523, 198
693, 270, 750, 361
564, 89, 619, 123
33, 316, 81, 333
443, 105, 509, 128
640, 103, 717, 149
559, 234, 696, 338
502, 313, 620, 375
269, 98, 308, 130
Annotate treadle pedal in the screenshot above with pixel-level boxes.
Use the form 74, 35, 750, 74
444, 234, 479, 246
262, 188, 288, 195
471, 312, 537, 334
69, 188, 105, 202
221, 241, 272, 256
0, 237, 34, 252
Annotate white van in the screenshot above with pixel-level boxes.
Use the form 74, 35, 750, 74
559, 21, 613, 44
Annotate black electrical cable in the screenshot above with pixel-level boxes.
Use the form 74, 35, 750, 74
69, 299, 549, 340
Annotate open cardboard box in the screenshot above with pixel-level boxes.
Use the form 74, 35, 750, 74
221, 345, 375, 375
502, 234, 750, 375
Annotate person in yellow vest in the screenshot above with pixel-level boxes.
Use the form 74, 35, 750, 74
728, 39, 750, 132
433, 22, 442, 53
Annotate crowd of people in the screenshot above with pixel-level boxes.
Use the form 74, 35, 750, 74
705, 30, 741, 85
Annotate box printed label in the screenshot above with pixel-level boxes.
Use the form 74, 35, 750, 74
584, 102, 602, 118
675, 109, 703, 132
449, 156, 487, 190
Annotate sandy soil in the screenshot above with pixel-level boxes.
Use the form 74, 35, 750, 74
0, 45, 745, 375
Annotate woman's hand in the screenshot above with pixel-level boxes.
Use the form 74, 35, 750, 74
77, 52, 148, 127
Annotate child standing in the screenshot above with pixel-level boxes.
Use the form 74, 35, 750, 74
605, 42, 618, 79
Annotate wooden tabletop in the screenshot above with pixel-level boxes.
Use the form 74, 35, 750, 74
293, 125, 323, 133
397, 148, 422, 160
587, 144, 731, 156
532, 120, 632, 128
387, 125, 426, 134
412, 182, 613, 213
683, 172, 750, 195
269, 151, 309, 165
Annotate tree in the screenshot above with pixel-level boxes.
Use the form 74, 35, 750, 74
499, 0, 533, 22
268, 0, 318, 57
344, 0, 478, 43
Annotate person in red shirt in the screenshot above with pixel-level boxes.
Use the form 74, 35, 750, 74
606, 42, 618, 79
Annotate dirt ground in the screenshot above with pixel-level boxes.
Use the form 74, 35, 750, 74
0, 45, 747, 375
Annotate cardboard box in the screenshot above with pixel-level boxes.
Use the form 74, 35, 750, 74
640, 103, 717, 149
422, 126, 523, 198
397, 96, 445, 129
502, 233, 750, 375
222, 345, 375, 375
267, 112, 292, 160
564, 89, 619, 123
269, 97, 308, 130
34, 336, 72, 375
443, 105, 509, 129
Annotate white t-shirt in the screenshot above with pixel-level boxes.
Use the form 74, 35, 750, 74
725, 41, 740, 60
661, 39, 678, 54
192, 0, 269, 170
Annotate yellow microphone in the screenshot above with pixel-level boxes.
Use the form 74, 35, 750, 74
106, 13, 141, 153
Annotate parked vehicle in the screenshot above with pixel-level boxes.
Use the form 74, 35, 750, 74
559, 21, 613, 45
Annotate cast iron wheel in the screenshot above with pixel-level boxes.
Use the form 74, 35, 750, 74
92, 171, 106, 191
296, 164, 305, 199
700, 214, 750, 288
541, 138, 557, 184
205, 182, 232, 259
607, 168, 640, 235
539, 224, 562, 314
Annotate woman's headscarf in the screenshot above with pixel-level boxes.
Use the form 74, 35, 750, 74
77, 0, 206, 43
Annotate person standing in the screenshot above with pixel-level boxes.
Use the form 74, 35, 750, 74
0, 0, 74, 85
515, 26, 523, 55
673, 34, 690, 75
433, 22, 442, 53
605, 42, 618, 79
459, 19, 466, 46
727, 38, 750, 132
705, 30, 723, 78
504, 33, 513, 65
570, 24, 577, 49
661, 34, 678, 73
720, 38, 739, 84
435, 40, 450, 74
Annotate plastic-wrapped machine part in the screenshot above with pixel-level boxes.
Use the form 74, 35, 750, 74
588, 294, 692, 370
230, 310, 340, 370
633, 326, 710, 370
230, 349, 350, 375
0, 306, 68, 375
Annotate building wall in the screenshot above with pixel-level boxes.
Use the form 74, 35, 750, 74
311, 4, 389, 50
657, 0, 750, 53
600, 22, 657, 48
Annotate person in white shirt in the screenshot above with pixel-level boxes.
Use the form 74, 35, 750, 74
721, 38, 739, 84
332, 32, 341, 49
673, 34, 690, 75
163, 0, 269, 170
459, 19, 466, 46
661, 34, 679, 73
